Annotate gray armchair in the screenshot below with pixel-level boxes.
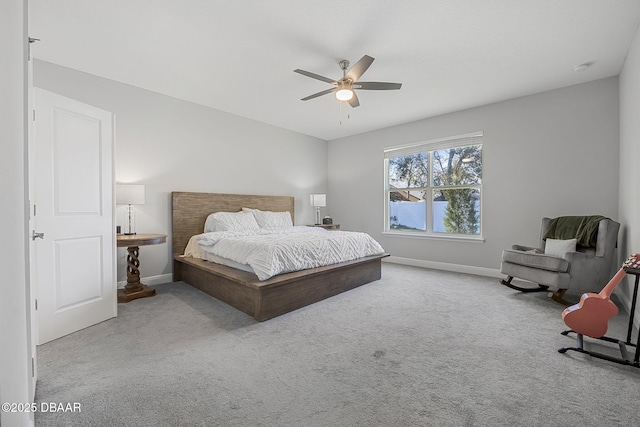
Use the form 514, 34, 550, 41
500, 217, 620, 303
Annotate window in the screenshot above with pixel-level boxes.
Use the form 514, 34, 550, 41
384, 132, 483, 238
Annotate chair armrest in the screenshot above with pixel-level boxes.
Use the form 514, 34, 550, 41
512, 244, 542, 253
564, 250, 602, 263
564, 250, 611, 289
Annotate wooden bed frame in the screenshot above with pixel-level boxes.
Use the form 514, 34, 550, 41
171, 191, 388, 321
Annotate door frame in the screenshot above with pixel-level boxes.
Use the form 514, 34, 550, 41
0, 1, 34, 425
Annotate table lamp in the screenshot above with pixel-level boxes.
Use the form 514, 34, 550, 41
116, 184, 145, 235
310, 194, 326, 225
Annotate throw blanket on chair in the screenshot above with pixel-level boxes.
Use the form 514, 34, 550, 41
543, 215, 605, 248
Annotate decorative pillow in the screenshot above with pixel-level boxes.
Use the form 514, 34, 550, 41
204, 211, 260, 232
544, 238, 577, 258
242, 208, 293, 229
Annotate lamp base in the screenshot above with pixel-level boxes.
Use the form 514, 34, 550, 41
125, 204, 137, 235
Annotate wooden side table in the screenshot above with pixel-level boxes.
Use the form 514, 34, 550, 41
307, 224, 341, 230
116, 233, 167, 303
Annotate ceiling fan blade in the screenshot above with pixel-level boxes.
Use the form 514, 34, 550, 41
301, 87, 336, 101
345, 55, 374, 82
294, 69, 336, 84
354, 82, 402, 90
348, 91, 360, 108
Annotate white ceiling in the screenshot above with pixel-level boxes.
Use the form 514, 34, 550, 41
30, 1, 640, 141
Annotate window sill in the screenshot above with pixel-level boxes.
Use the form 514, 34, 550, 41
382, 231, 485, 243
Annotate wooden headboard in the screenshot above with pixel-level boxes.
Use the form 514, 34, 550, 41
171, 192, 295, 256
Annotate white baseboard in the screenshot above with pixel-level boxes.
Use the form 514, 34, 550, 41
117, 273, 173, 289
383, 255, 503, 278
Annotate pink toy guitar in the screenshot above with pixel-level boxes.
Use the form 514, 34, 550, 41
562, 253, 640, 338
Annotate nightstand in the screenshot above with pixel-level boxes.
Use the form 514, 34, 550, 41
307, 224, 341, 230
116, 233, 167, 303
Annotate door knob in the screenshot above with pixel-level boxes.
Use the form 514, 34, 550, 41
32, 231, 45, 241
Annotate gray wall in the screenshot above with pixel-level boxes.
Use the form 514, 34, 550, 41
328, 77, 620, 276
619, 25, 640, 318
34, 60, 328, 283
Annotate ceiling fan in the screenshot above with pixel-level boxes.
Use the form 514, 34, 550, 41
294, 55, 402, 108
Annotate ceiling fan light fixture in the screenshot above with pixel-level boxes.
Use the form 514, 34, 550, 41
295, 55, 401, 108
336, 87, 354, 101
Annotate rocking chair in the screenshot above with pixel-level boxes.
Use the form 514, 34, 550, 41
500, 216, 620, 304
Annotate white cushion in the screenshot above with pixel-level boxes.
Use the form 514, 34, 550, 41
242, 208, 293, 229
544, 238, 577, 258
204, 211, 260, 232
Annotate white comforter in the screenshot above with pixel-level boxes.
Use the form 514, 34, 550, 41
185, 226, 385, 280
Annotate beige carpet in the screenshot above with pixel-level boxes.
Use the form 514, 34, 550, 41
34, 263, 640, 426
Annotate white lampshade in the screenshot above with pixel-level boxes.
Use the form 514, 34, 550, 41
116, 184, 145, 205
310, 194, 326, 208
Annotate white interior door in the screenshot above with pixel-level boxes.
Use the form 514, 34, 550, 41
33, 88, 116, 344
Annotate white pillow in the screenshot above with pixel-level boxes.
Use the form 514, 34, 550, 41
204, 211, 260, 232
544, 238, 577, 258
242, 208, 293, 229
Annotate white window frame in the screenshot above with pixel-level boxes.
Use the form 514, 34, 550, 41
383, 131, 484, 242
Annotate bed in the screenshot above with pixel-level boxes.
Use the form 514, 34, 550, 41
172, 191, 388, 321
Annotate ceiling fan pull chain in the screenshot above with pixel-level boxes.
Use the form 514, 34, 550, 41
338, 101, 351, 125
